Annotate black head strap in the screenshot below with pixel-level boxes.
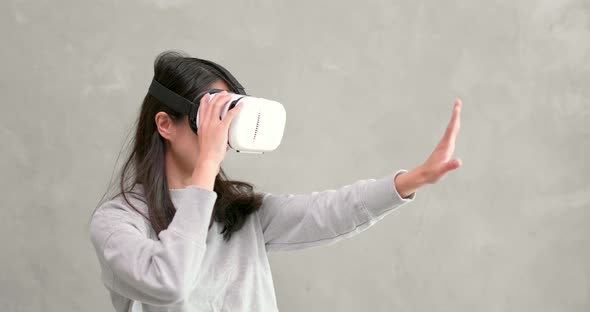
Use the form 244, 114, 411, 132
147, 57, 247, 134
148, 78, 193, 116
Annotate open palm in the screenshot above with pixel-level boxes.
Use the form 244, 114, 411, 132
420, 98, 463, 184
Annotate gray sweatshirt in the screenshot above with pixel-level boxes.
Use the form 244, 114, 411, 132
89, 169, 416, 312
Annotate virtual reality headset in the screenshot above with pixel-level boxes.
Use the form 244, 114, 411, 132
147, 57, 286, 154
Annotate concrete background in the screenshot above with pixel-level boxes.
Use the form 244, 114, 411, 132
1, 0, 589, 311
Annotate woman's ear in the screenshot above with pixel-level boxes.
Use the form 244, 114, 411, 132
155, 112, 175, 141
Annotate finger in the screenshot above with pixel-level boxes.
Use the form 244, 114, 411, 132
209, 91, 232, 122
441, 98, 462, 145
222, 101, 244, 127
218, 93, 233, 121
198, 93, 211, 127
206, 91, 224, 122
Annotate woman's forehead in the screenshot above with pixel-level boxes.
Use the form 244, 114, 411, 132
209, 79, 231, 91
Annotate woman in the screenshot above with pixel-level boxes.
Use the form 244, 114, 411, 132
88, 50, 462, 311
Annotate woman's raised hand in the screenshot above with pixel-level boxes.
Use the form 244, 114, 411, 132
196, 90, 244, 167
419, 98, 463, 184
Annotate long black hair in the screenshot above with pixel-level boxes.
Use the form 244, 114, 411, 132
88, 50, 264, 242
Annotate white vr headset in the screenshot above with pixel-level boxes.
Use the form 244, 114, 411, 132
147, 58, 286, 154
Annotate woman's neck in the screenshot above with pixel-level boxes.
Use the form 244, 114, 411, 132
164, 151, 194, 190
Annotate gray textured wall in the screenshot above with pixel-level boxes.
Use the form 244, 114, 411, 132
1, 0, 589, 311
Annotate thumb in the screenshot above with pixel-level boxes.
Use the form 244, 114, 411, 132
444, 158, 462, 172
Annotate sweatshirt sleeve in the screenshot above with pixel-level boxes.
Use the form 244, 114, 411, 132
89, 186, 217, 305
256, 169, 416, 253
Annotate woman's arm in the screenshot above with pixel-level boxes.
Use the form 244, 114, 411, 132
394, 166, 428, 198
257, 97, 464, 253
89, 186, 217, 305
256, 169, 418, 253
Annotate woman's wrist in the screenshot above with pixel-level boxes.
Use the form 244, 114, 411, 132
190, 158, 220, 191
394, 166, 428, 199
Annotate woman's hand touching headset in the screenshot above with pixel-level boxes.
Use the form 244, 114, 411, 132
195, 90, 244, 167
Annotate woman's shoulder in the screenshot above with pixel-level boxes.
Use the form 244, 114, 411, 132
90, 184, 150, 229
89, 184, 153, 247
97, 184, 148, 213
